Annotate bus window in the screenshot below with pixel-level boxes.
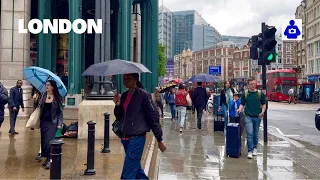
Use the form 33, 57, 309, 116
279, 72, 296, 78
274, 72, 280, 78
275, 85, 281, 92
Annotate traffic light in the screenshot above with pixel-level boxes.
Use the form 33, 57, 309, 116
262, 25, 277, 65
250, 35, 258, 59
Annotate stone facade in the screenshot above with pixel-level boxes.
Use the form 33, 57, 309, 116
0, 0, 33, 118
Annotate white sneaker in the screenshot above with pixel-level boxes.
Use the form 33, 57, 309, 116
253, 148, 258, 156
247, 152, 253, 159
179, 127, 183, 133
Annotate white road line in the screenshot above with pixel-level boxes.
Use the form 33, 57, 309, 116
275, 128, 285, 136
144, 136, 156, 175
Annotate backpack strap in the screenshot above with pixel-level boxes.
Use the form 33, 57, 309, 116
245, 90, 248, 100
257, 90, 261, 100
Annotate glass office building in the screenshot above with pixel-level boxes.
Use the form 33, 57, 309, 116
159, 6, 174, 58
192, 24, 222, 52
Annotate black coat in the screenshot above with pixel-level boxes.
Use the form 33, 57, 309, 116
8, 86, 24, 109
39, 92, 64, 126
0, 83, 9, 115
114, 88, 163, 142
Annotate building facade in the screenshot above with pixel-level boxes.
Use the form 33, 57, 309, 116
173, 49, 193, 79
190, 45, 234, 80
192, 24, 222, 52
270, 36, 296, 70
305, 0, 320, 83
159, 5, 173, 58
0, 0, 159, 117
222, 35, 250, 48
233, 45, 252, 79
295, 0, 307, 80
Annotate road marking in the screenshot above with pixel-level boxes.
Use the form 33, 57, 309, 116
144, 136, 155, 175
275, 128, 285, 136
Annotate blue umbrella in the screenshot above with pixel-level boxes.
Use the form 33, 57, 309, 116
23, 67, 67, 96
189, 73, 218, 83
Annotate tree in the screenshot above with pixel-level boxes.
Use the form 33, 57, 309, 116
158, 43, 167, 77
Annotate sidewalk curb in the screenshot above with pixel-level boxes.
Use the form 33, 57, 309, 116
145, 136, 155, 175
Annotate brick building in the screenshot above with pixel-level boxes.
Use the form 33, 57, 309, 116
190, 43, 234, 81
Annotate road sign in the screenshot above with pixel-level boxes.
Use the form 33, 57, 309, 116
208, 66, 222, 75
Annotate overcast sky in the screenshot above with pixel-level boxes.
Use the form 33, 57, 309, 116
160, 0, 302, 37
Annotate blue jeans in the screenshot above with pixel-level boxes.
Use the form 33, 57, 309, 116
176, 106, 187, 128
222, 104, 228, 128
169, 104, 176, 119
244, 116, 261, 152
121, 136, 149, 179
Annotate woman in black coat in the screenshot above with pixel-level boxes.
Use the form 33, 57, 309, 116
39, 80, 63, 169
113, 73, 166, 179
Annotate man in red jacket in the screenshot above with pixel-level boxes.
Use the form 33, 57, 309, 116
176, 84, 192, 132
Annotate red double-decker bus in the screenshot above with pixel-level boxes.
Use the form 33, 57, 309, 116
256, 69, 298, 101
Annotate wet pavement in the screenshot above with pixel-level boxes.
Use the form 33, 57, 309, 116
157, 109, 320, 180
267, 102, 320, 146
0, 118, 155, 179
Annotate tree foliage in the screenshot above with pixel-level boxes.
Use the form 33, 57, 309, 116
158, 43, 167, 77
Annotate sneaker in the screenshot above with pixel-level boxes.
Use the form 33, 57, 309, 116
247, 152, 253, 159
253, 148, 258, 156
179, 127, 183, 133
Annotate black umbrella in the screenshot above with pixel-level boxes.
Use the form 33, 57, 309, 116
159, 82, 177, 93
82, 59, 152, 76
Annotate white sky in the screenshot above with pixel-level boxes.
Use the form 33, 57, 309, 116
160, 0, 302, 37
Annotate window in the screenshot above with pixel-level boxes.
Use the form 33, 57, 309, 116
308, 44, 314, 58
286, 55, 292, 64
316, 41, 320, 56
234, 61, 240, 67
278, 44, 282, 52
286, 44, 292, 53
317, 58, 320, 73
308, 60, 314, 74
235, 71, 240, 77
278, 57, 282, 64
243, 71, 248, 77
243, 60, 249, 67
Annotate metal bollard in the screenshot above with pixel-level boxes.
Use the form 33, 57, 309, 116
84, 121, 96, 175
101, 113, 111, 153
50, 139, 64, 180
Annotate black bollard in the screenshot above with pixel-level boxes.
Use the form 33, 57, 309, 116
84, 121, 96, 175
101, 113, 111, 153
50, 139, 64, 180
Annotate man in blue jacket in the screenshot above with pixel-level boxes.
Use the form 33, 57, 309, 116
192, 82, 208, 129
0, 82, 9, 129
8, 80, 24, 135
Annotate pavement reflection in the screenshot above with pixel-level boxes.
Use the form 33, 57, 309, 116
157, 110, 320, 180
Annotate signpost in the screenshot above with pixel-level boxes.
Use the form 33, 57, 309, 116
208, 66, 222, 75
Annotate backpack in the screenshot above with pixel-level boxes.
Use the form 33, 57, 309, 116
175, 90, 188, 106
244, 90, 261, 100
168, 93, 175, 105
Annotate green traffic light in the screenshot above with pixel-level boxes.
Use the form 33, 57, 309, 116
267, 54, 273, 60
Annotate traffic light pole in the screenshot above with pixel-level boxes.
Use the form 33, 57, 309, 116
261, 22, 268, 143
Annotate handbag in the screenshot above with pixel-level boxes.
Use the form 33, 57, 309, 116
26, 106, 41, 128
112, 118, 123, 138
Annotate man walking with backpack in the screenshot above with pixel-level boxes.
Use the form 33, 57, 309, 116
237, 78, 266, 159
0, 82, 9, 129
175, 84, 192, 133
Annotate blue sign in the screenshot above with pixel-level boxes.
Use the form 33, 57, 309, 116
307, 75, 319, 82
208, 66, 221, 75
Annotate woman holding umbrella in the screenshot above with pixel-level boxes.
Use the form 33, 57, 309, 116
23, 67, 66, 169
38, 80, 63, 169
